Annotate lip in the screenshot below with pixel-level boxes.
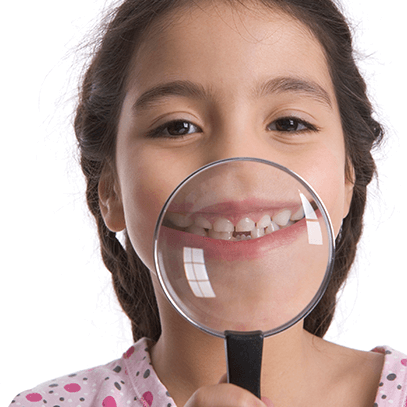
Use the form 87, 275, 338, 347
158, 216, 307, 261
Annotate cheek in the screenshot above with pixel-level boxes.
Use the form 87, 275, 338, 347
119, 150, 190, 271
303, 150, 348, 237
122, 172, 169, 271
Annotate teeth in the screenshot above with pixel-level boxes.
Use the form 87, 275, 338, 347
208, 229, 233, 240
272, 209, 292, 227
265, 221, 280, 234
291, 206, 305, 221
167, 212, 194, 228
185, 225, 207, 237
251, 227, 265, 239
236, 217, 256, 232
256, 214, 272, 229
167, 207, 300, 241
213, 217, 234, 233
194, 216, 212, 229
235, 234, 251, 241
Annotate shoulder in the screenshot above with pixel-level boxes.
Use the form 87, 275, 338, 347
9, 338, 162, 407
9, 360, 127, 407
371, 346, 407, 406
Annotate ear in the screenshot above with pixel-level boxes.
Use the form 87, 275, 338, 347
342, 161, 355, 219
98, 163, 126, 232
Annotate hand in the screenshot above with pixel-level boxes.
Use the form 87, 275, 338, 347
184, 374, 273, 407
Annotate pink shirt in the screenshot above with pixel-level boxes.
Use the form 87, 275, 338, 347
9, 339, 407, 406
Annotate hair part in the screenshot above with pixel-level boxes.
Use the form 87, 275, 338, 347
75, 0, 383, 342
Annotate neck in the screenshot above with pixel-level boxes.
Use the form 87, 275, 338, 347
150, 292, 318, 406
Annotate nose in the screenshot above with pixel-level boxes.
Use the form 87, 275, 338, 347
194, 128, 279, 197
203, 127, 277, 167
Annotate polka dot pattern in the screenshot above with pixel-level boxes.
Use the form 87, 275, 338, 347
372, 346, 407, 406
26, 393, 42, 402
102, 396, 117, 407
8, 338, 176, 407
64, 383, 81, 392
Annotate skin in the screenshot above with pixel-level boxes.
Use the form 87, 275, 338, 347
99, 2, 384, 406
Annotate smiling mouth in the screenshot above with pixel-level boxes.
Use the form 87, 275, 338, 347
162, 205, 307, 242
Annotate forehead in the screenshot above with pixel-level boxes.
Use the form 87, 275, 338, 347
127, 1, 334, 101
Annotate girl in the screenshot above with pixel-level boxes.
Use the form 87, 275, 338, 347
9, 0, 405, 406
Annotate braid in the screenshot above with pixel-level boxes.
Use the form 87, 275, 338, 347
78, 150, 161, 342
99, 227, 161, 342
303, 211, 362, 337
96, 182, 160, 342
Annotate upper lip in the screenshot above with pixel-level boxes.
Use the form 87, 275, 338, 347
167, 198, 300, 217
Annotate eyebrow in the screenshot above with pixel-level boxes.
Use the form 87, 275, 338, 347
132, 80, 210, 112
255, 77, 333, 109
132, 76, 333, 112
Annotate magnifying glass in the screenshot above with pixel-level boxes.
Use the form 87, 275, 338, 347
153, 157, 335, 398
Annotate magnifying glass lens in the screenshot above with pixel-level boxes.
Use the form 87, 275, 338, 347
154, 158, 334, 396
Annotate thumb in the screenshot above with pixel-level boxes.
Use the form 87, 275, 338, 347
218, 375, 273, 407
261, 396, 274, 407
218, 373, 228, 384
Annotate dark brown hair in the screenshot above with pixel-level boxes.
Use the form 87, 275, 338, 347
74, 0, 383, 342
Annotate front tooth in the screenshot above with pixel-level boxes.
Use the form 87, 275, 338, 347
208, 229, 233, 240
167, 212, 194, 228
272, 209, 292, 227
251, 227, 265, 239
213, 217, 234, 233
256, 214, 272, 229
185, 225, 207, 237
236, 217, 255, 232
194, 216, 212, 229
265, 221, 280, 234
291, 206, 305, 221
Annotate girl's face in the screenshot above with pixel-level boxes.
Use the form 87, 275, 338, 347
100, 2, 353, 280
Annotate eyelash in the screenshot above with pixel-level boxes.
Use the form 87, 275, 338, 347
267, 117, 319, 133
146, 120, 202, 139
145, 117, 319, 139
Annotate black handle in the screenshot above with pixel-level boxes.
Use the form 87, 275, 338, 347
225, 330, 264, 398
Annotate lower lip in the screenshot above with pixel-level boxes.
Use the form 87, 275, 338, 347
157, 218, 307, 261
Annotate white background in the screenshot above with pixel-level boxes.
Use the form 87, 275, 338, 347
1, 0, 406, 404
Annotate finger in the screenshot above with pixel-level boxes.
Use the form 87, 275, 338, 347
218, 373, 227, 384
186, 383, 266, 407
217, 375, 274, 407
261, 396, 274, 407
217, 375, 273, 406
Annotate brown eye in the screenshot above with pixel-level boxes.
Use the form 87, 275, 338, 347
267, 117, 317, 132
166, 121, 197, 135
147, 120, 202, 138
276, 118, 302, 131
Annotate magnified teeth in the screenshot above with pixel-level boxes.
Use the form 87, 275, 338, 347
272, 209, 292, 227
251, 227, 265, 239
167, 212, 194, 228
208, 229, 233, 240
185, 225, 207, 237
236, 235, 251, 241
194, 216, 212, 229
236, 217, 255, 232
291, 206, 305, 221
256, 214, 272, 229
167, 207, 301, 241
265, 221, 280, 234
213, 217, 234, 233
